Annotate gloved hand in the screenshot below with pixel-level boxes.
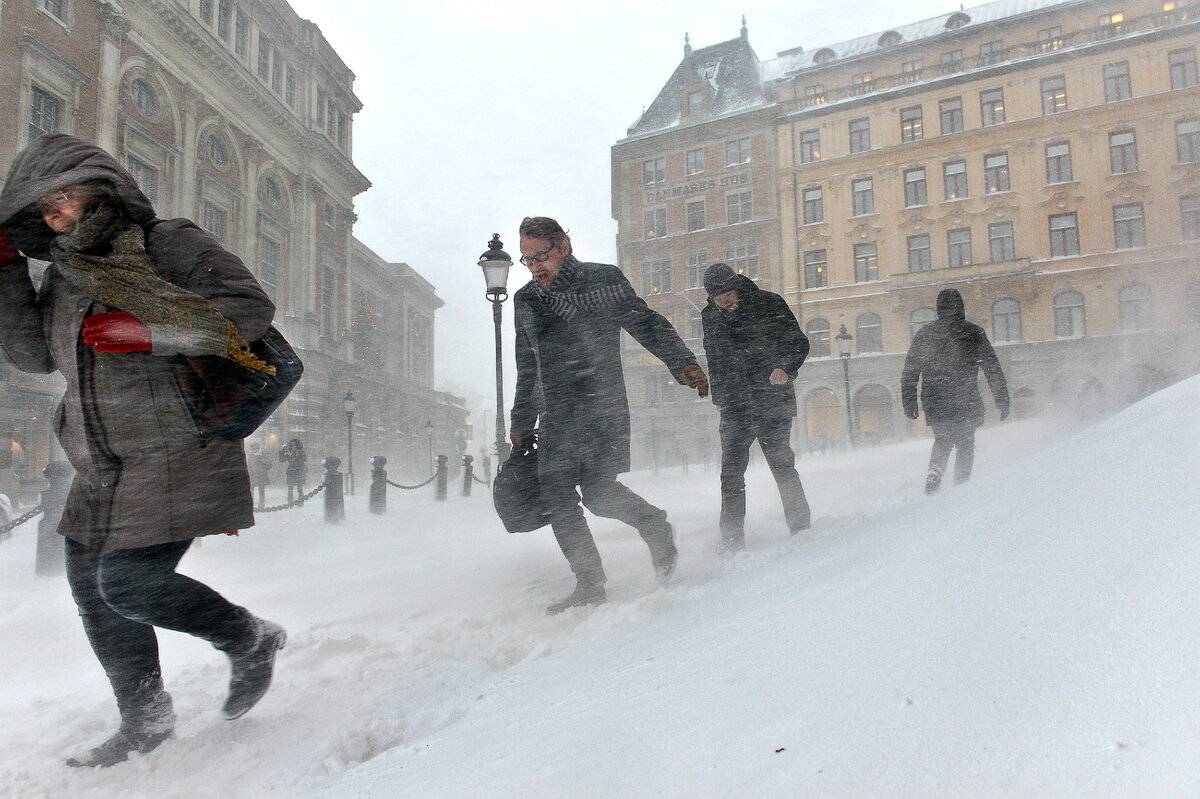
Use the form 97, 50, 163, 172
82, 312, 151, 353
998, 402, 1010, 421
904, 405, 920, 420
509, 430, 525, 450
678, 364, 709, 398
0, 226, 20, 266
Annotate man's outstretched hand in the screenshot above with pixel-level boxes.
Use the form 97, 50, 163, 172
678, 364, 709, 398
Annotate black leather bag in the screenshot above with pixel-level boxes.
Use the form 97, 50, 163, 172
492, 435, 552, 533
175, 325, 303, 441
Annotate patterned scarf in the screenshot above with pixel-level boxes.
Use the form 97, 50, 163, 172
535, 257, 635, 322
49, 202, 273, 374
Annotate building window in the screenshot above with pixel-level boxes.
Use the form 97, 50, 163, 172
285, 66, 296, 108
804, 84, 826, 105
1182, 194, 1200, 240
689, 311, 703, 340
234, 10, 249, 57
643, 157, 665, 185
724, 244, 759, 279
1119, 284, 1152, 332
940, 50, 963, 74
126, 156, 158, 204
257, 33, 270, 79
984, 153, 1010, 193
904, 167, 927, 206
943, 160, 968, 200
948, 228, 973, 268
1113, 203, 1146, 249
200, 201, 226, 243
29, 86, 62, 143
1169, 47, 1198, 89
725, 137, 751, 166
1176, 119, 1200, 163
807, 319, 831, 357
686, 148, 704, 175
979, 40, 1004, 65
1041, 75, 1068, 114
686, 90, 704, 116
854, 242, 879, 282
900, 106, 923, 142
856, 313, 883, 354
902, 59, 923, 82
1054, 291, 1085, 337
849, 117, 871, 153
324, 203, 335, 227
1038, 26, 1064, 52
939, 97, 964, 134
643, 208, 666, 239
800, 129, 820, 163
1103, 61, 1132, 102
642, 258, 672, 295
907, 234, 931, 272
321, 268, 334, 333
41, 0, 66, 19
980, 88, 1005, 126
851, 178, 874, 216
259, 236, 280, 300
910, 307, 936, 338
1045, 141, 1073, 183
686, 249, 708, 288
992, 299, 1022, 343
199, 0, 213, 24
802, 187, 824, 224
130, 78, 159, 119
686, 200, 705, 231
726, 191, 752, 224
852, 71, 873, 88
1049, 213, 1081, 257
803, 249, 828, 288
217, 0, 232, 40
989, 221, 1015, 262
1109, 130, 1139, 173
207, 133, 227, 166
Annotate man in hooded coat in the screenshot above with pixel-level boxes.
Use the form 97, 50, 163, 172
510, 216, 709, 613
0, 134, 285, 767
701, 262, 811, 552
901, 288, 1010, 493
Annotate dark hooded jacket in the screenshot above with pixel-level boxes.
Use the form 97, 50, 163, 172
900, 288, 1009, 427
701, 274, 809, 419
0, 134, 275, 553
511, 255, 698, 476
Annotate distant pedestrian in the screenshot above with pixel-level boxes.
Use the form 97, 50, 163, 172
0, 134, 285, 768
279, 438, 307, 506
901, 288, 1010, 494
247, 444, 273, 510
701, 263, 811, 553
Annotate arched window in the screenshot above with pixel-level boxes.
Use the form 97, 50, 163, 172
1118, 283, 1152, 332
945, 12, 971, 29
910, 307, 935, 339
813, 48, 836, 65
877, 31, 903, 49
1054, 291, 1086, 338
992, 298, 1022, 343
856, 312, 883, 353
806, 318, 831, 357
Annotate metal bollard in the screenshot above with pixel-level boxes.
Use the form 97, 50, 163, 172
322, 456, 345, 523
369, 455, 387, 515
35, 460, 74, 576
435, 454, 448, 501
461, 455, 473, 497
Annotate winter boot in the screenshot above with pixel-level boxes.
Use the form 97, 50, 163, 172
546, 581, 606, 615
644, 520, 678, 583
924, 472, 942, 495
223, 617, 286, 720
66, 691, 175, 768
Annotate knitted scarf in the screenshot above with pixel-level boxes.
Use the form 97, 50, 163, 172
535, 257, 635, 322
49, 202, 273, 374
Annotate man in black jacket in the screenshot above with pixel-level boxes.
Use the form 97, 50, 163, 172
701, 263, 811, 553
510, 217, 709, 613
901, 288, 1010, 494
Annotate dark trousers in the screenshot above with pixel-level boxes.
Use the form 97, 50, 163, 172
928, 421, 976, 483
65, 537, 255, 720
719, 410, 810, 539
287, 481, 304, 506
540, 461, 668, 587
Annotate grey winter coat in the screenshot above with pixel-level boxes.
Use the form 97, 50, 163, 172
511, 255, 698, 476
0, 134, 274, 553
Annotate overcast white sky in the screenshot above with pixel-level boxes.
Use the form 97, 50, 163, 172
284, 0, 968, 428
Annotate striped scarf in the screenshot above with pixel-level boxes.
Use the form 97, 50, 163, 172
535, 257, 635, 321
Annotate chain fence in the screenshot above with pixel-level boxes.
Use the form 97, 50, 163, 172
385, 472, 438, 491
0, 505, 45, 537
257, 480, 329, 513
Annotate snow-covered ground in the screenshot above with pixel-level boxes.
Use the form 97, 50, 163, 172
1, 377, 1198, 798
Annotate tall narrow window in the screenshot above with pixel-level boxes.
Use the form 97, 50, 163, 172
940, 50, 963, 74
643, 157, 665, 185
1176, 119, 1200, 163
724, 244, 759, 279
1118, 284, 1152, 332
979, 40, 1004, 65
686, 90, 704, 116
989, 221, 1015, 261
904, 168, 927, 206
1169, 47, 1198, 89
1182, 194, 1200, 241
199, 0, 213, 25
726, 191, 752, 224
992, 299, 1022, 343
849, 118, 871, 153
1049, 213, 1080, 257
235, 10, 249, 57
271, 49, 283, 93
200, 201, 227, 243
1103, 62, 1132, 101
686, 249, 708, 288
257, 33, 270, 79
259, 236, 280, 300
943, 160, 968, 200
641, 258, 672, 295
803, 250, 827, 288
1113, 203, 1146, 249
807, 319, 831, 357
799, 129, 820, 163
41, 0, 65, 19
900, 106, 923, 142
686, 148, 704, 175
1054, 291, 1086, 338
851, 178, 874, 216
321, 268, 335, 333
854, 242, 878, 282
1041, 75, 1068, 114
217, 0, 232, 40
1109, 130, 1139, 173
910, 307, 936, 338
856, 313, 883, 354
948, 228, 973, 267
902, 59, 923, 82
126, 156, 158, 204
29, 86, 62, 143
984, 153, 1010, 193
939, 97, 964, 134
1038, 26, 1064, 52
1046, 141, 1073, 183
802, 187, 824, 224
907, 234, 931, 272
980, 88, 1005, 126
725, 137, 751, 166
687, 200, 705, 232
643, 208, 666, 239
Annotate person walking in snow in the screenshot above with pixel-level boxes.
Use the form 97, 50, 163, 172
900, 287, 1010, 494
280, 438, 307, 506
0, 134, 286, 768
701, 263, 812, 553
509, 216, 709, 613
248, 443, 274, 510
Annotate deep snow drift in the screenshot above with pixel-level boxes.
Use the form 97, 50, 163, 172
1, 376, 1198, 798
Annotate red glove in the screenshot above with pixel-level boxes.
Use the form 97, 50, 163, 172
82, 312, 151, 353
0, 226, 20, 265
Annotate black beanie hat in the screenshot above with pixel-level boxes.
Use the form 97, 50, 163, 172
704, 262, 739, 296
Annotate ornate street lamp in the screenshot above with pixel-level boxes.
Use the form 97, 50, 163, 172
343, 390, 357, 494
425, 419, 434, 474
835, 324, 856, 448
478, 234, 513, 465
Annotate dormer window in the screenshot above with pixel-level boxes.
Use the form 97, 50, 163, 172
878, 31, 903, 48
945, 11, 971, 29
687, 90, 704, 116
813, 48, 836, 65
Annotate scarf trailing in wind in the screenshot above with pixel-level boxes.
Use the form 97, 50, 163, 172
49, 202, 273, 374
534, 256, 635, 322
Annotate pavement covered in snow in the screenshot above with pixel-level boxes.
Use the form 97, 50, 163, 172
1, 377, 1198, 798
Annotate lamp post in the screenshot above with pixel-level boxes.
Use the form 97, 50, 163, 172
343, 390, 357, 494
835, 324, 856, 448
425, 419, 434, 474
478, 234, 513, 464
